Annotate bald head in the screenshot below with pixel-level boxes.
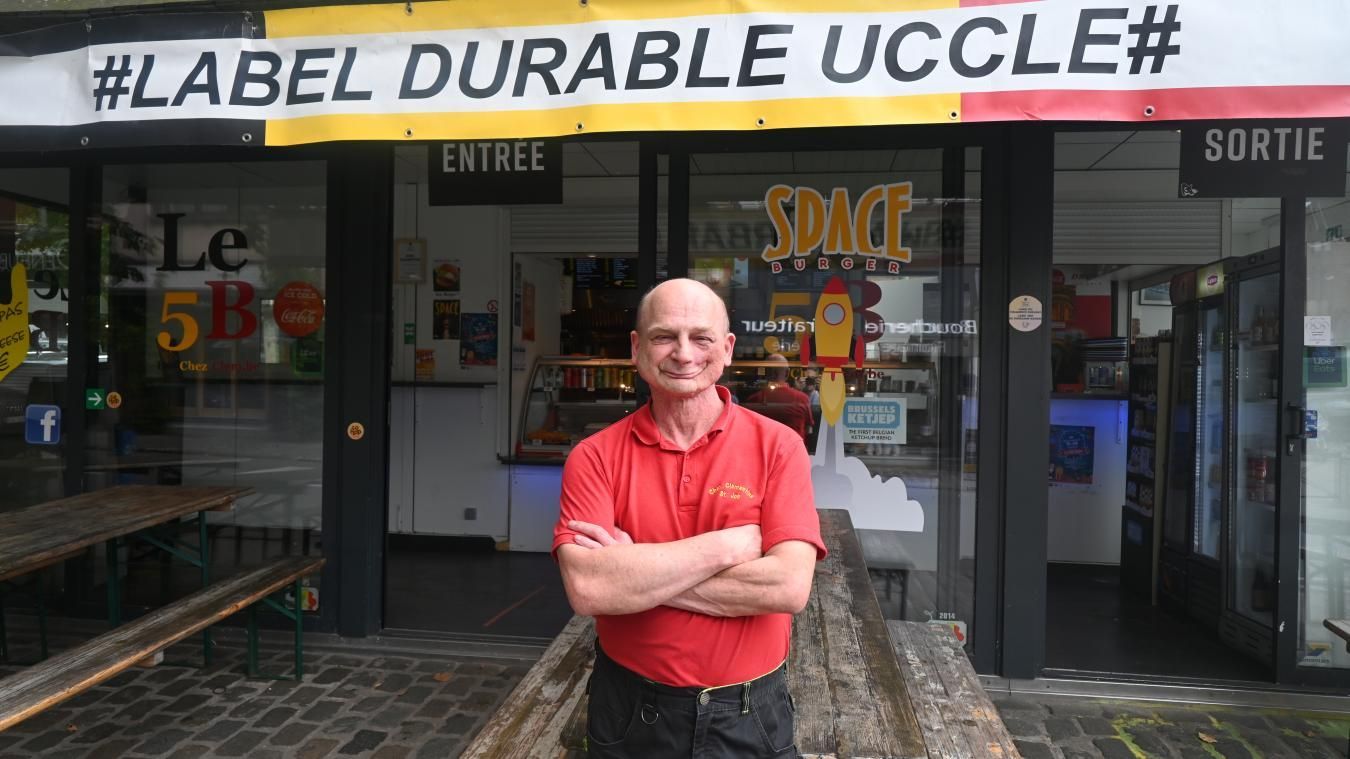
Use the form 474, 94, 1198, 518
634, 278, 731, 336
764, 352, 789, 382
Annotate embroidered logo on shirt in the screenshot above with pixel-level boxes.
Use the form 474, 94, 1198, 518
708, 482, 756, 500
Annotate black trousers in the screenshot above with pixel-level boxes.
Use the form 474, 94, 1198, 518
586, 646, 799, 758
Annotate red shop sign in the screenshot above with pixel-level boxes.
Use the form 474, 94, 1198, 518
273, 281, 325, 338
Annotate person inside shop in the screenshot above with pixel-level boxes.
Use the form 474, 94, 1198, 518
744, 352, 814, 442
552, 278, 826, 757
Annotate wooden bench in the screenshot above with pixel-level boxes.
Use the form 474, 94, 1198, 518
0, 555, 324, 733
464, 509, 1019, 758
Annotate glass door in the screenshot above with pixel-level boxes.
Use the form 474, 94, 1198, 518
1228, 271, 1281, 628
1298, 196, 1350, 674
1193, 299, 1226, 561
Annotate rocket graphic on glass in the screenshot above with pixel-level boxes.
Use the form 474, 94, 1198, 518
798, 276, 864, 427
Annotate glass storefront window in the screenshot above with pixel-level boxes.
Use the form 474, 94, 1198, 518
689, 148, 981, 639
91, 162, 327, 602
0, 169, 70, 510
1301, 182, 1350, 670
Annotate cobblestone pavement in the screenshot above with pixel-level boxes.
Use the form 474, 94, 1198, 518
993, 692, 1350, 759
5, 622, 1350, 759
0, 629, 532, 759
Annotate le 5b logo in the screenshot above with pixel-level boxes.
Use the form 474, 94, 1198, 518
157, 281, 257, 352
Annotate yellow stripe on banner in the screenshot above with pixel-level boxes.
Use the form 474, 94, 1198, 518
265, 0, 960, 39
263, 94, 962, 145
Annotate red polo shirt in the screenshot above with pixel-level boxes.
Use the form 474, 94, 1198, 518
553, 385, 826, 688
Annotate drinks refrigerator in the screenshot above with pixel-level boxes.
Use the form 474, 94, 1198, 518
1157, 250, 1281, 666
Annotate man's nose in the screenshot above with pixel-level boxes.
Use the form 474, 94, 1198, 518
669, 336, 694, 360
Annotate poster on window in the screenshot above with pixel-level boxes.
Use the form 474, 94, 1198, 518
433, 299, 460, 340
433, 259, 461, 293
460, 313, 498, 366
1049, 425, 1096, 485
522, 281, 536, 342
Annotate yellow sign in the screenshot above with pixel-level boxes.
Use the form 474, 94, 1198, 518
106, 392, 123, 409
0, 264, 29, 383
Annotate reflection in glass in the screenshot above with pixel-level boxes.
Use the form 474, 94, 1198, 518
688, 148, 980, 644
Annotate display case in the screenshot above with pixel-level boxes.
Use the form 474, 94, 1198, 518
515, 357, 640, 459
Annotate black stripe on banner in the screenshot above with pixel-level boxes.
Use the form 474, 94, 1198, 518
0, 119, 268, 151
0, 11, 259, 58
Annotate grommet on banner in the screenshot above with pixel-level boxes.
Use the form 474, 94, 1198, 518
404, 128, 415, 138
79, 136, 89, 147
576, 122, 585, 131
1143, 105, 1156, 117
241, 133, 253, 143
756, 117, 766, 127
949, 110, 959, 121
579, 0, 588, 6
405, 2, 414, 14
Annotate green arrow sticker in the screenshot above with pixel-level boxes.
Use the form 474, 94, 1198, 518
85, 388, 106, 410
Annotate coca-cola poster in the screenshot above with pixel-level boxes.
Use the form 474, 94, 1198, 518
273, 281, 325, 338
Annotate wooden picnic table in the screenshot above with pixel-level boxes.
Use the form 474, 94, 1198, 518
0, 485, 251, 585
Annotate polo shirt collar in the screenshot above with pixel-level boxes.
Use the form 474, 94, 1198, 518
631, 384, 735, 449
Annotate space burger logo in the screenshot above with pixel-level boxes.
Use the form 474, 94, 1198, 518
761, 182, 911, 275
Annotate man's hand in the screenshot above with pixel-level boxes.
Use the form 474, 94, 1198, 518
569, 521, 762, 567
568, 520, 633, 549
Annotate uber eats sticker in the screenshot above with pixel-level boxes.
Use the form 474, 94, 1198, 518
0, 265, 29, 383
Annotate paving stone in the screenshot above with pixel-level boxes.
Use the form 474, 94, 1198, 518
1074, 713, 1117, 734
194, 718, 246, 743
19, 731, 71, 753
178, 705, 228, 728
323, 655, 366, 668
414, 698, 454, 720
315, 666, 352, 685
329, 715, 369, 733
133, 728, 194, 755
352, 695, 393, 713
1013, 740, 1056, 759
284, 685, 328, 705
113, 696, 166, 722
227, 697, 275, 720
376, 673, 415, 694
68, 722, 120, 744
397, 685, 435, 705
84, 739, 137, 758
201, 674, 241, 692
156, 678, 198, 699
415, 737, 463, 758
215, 729, 268, 757
371, 704, 417, 729
372, 657, 415, 671
1093, 737, 1139, 759
372, 746, 412, 759
1125, 725, 1173, 757
440, 678, 473, 696
343, 670, 382, 688
296, 737, 341, 759
1214, 738, 1254, 759
1157, 708, 1216, 725
1178, 749, 1214, 759
1001, 717, 1042, 737
392, 720, 435, 742
165, 745, 210, 759
269, 722, 319, 747
439, 712, 478, 737
161, 693, 210, 714
1061, 752, 1098, 759
1045, 716, 1081, 741
300, 699, 344, 722
338, 729, 389, 754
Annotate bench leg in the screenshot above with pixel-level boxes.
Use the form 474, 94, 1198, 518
105, 538, 121, 627
247, 605, 260, 679
199, 514, 213, 667
36, 570, 49, 662
293, 579, 303, 682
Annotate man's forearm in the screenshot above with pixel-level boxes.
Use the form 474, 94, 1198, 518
665, 547, 814, 617
558, 530, 746, 616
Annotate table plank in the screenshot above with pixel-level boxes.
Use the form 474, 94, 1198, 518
0, 485, 252, 583
1324, 619, 1350, 651
792, 509, 926, 759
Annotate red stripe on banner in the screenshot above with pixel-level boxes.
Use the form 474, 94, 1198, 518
962, 86, 1350, 123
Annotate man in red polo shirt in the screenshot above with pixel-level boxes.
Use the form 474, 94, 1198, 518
744, 353, 814, 441
554, 278, 825, 758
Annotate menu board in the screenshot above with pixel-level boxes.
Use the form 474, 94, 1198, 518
574, 257, 605, 289
609, 258, 636, 288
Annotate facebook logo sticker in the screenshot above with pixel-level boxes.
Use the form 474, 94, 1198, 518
24, 405, 61, 445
